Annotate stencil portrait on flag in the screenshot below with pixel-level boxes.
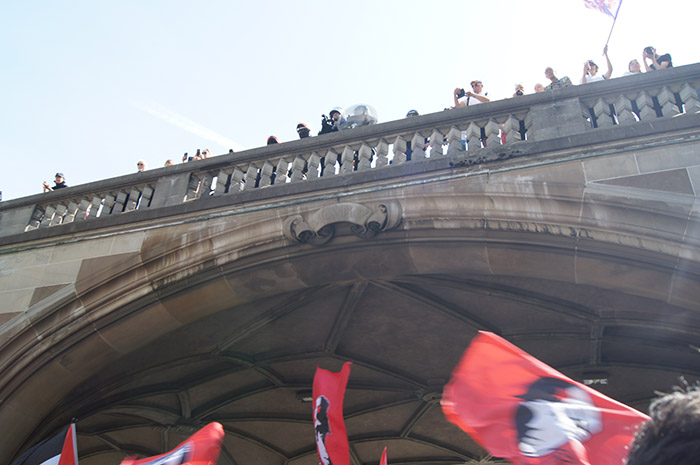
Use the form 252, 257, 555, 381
313, 362, 352, 465
442, 332, 649, 465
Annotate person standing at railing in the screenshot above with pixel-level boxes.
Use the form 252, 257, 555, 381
296, 123, 312, 139
643, 46, 672, 71
581, 45, 613, 84
534, 83, 545, 93
42, 172, 68, 192
624, 59, 643, 76
544, 67, 573, 90
453, 80, 490, 108
136, 160, 147, 172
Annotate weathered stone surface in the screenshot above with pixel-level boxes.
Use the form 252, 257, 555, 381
2, 65, 700, 465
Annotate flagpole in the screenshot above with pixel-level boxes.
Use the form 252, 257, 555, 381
604, 0, 624, 47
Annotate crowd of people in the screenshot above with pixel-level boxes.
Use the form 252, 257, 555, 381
41, 46, 673, 194
452, 45, 672, 109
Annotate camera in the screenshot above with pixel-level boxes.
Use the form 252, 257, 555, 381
456, 88, 467, 99
644, 46, 654, 55
516, 89, 524, 96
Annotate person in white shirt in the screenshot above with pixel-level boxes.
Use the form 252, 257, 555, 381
453, 80, 490, 108
623, 59, 643, 76
581, 45, 613, 84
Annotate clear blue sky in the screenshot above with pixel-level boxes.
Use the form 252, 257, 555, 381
1, 0, 695, 201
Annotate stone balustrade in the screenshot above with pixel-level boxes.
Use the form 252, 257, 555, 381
1, 63, 699, 242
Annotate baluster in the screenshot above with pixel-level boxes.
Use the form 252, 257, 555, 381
50, 204, 66, 226
103, 193, 117, 215
259, 161, 274, 187
200, 173, 214, 197
290, 155, 306, 182
63, 201, 78, 223
466, 122, 482, 152
275, 158, 289, 184
27, 206, 44, 230
357, 143, 373, 171
679, 83, 700, 114
307, 152, 322, 179
503, 115, 520, 144
484, 119, 500, 146
244, 164, 259, 189
114, 191, 129, 213
230, 167, 245, 192
185, 174, 202, 200
657, 86, 680, 117
636, 91, 657, 121
40, 205, 56, 228
214, 169, 230, 196
125, 187, 141, 211
322, 149, 339, 177
393, 136, 407, 164
429, 130, 444, 156
88, 196, 102, 218
139, 185, 154, 209
411, 132, 426, 159
593, 98, 613, 127
375, 139, 389, 168
614, 95, 637, 125
77, 198, 90, 220
446, 126, 464, 155
340, 146, 355, 174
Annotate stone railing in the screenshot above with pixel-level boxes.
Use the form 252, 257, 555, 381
1, 63, 699, 241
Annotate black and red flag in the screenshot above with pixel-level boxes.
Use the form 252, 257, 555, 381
442, 331, 649, 465
313, 362, 352, 465
10, 423, 78, 465
119, 422, 224, 465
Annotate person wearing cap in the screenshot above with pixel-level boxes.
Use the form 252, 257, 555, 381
43, 173, 68, 192
296, 123, 311, 139
582, 45, 613, 84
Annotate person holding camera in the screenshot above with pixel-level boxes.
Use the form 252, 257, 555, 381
643, 46, 672, 71
513, 84, 525, 97
453, 80, 490, 108
318, 109, 346, 135
581, 45, 613, 84
42, 172, 68, 192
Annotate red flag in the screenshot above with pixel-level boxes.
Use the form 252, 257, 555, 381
379, 447, 387, 465
11, 423, 78, 465
119, 422, 224, 465
313, 362, 352, 465
442, 332, 648, 465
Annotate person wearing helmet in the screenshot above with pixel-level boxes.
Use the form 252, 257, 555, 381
296, 123, 311, 139
319, 108, 347, 135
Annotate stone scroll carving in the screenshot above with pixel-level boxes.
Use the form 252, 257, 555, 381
284, 202, 402, 246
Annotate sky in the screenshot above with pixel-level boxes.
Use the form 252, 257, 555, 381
0, 0, 696, 201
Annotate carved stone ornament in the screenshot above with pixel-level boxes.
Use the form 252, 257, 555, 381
284, 202, 402, 246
